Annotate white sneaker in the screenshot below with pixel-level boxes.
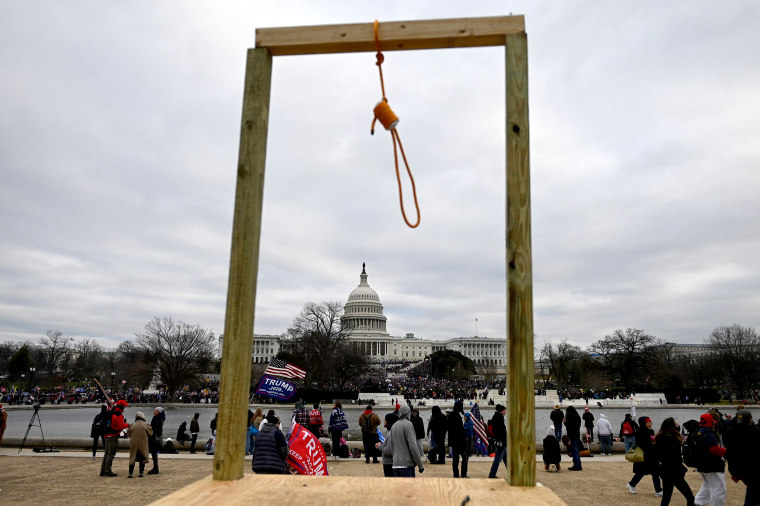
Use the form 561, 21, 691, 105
627, 484, 636, 494
654, 491, 663, 497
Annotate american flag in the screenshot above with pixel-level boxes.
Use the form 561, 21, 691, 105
264, 358, 306, 379
470, 403, 488, 455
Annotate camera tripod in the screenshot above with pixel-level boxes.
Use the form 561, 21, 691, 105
18, 404, 58, 453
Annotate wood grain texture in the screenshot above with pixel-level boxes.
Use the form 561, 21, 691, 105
152, 475, 566, 505
212, 47, 272, 481
256, 16, 525, 56
505, 32, 535, 487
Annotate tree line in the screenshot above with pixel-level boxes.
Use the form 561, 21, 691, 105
539, 324, 760, 399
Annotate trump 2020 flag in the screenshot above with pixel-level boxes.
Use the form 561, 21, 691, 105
264, 357, 307, 379
471, 403, 488, 455
286, 422, 328, 476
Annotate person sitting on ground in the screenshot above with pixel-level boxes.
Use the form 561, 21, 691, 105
176, 421, 191, 445
543, 425, 561, 472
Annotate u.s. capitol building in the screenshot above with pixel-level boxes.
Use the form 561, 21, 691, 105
225, 264, 506, 373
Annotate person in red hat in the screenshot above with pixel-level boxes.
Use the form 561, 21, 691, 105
694, 413, 727, 506
100, 399, 129, 477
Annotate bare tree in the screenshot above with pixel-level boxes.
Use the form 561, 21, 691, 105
136, 316, 216, 398
71, 338, 104, 381
38, 330, 71, 376
707, 324, 760, 398
540, 339, 583, 390
588, 328, 659, 390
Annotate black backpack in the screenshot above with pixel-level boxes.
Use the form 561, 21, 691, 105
361, 413, 374, 435
682, 432, 701, 468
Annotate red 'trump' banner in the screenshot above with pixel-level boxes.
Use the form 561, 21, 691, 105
286, 422, 328, 476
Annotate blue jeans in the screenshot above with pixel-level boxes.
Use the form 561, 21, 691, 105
624, 435, 635, 452
599, 434, 612, 454
488, 445, 507, 478
393, 467, 415, 477
570, 438, 582, 469
554, 423, 562, 440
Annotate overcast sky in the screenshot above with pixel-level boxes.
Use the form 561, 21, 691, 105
1, 1, 759, 351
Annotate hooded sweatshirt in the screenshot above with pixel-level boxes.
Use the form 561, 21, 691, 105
596, 414, 613, 436
386, 404, 424, 470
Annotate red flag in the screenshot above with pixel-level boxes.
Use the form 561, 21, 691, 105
286, 422, 328, 476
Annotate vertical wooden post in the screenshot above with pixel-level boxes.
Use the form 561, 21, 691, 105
505, 32, 534, 487
212, 47, 272, 481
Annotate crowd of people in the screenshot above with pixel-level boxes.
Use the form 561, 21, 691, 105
543, 404, 760, 506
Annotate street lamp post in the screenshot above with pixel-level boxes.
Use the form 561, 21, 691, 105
29, 367, 36, 391
111, 371, 116, 392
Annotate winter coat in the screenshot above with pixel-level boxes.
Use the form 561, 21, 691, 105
696, 426, 725, 473
542, 435, 561, 465
596, 414, 613, 436
550, 408, 564, 426
620, 415, 639, 438
725, 422, 760, 483
564, 408, 581, 440
447, 409, 465, 449
359, 410, 381, 438
410, 413, 425, 440
127, 418, 153, 466
632, 418, 659, 475
150, 411, 165, 452
252, 422, 288, 474
582, 411, 594, 429
386, 404, 424, 469
190, 418, 200, 433
105, 407, 129, 438
491, 411, 507, 442
655, 431, 687, 479
90, 409, 108, 438
328, 408, 348, 432
427, 407, 448, 444
463, 416, 474, 438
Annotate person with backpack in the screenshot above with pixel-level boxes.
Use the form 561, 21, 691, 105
90, 405, 108, 457
328, 401, 348, 457
694, 413, 727, 506
359, 404, 381, 464
655, 417, 695, 506
99, 399, 129, 477
627, 416, 663, 496
620, 413, 639, 452
307, 403, 323, 437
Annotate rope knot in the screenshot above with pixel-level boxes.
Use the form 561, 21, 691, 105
375, 52, 384, 66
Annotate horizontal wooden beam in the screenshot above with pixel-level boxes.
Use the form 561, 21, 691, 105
256, 16, 525, 56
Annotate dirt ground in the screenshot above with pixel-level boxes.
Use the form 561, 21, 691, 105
0, 451, 747, 505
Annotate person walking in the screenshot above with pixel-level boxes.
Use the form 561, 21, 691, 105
655, 417, 695, 506
627, 416, 663, 497
550, 404, 564, 440
100, 399, 129, 477
127, 411, 153, 478
380, 404, 424, 477
725, 409, 760, 506
694, 413, 727, 506
488, 404, 508, 478
427, 405, 447, 464
90, 405, 108, 457
328, 401, 348, 457
359, 405, 381, 464
447, 401, 469, 478
582, 407, 595, 443
189, 412, 200, 453
147, 407, 165, 474
564, 405, 583, 471
597, 413, 613, 455
251, 414, 288, 474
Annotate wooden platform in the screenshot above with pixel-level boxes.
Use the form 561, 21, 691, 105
151, 475, 566, 505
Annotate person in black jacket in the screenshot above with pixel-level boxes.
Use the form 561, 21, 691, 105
90, 405, 108, 457
543, 425, 561, 472
694, 413, 727, 506
427, 406, 447, 464
252, 414, 288, 474
655, 417, 695, 506
725, 409, 760, 506
147, 407, 165, 474
410, 408, 425, 456
550, 404, 564, 439
582, 407, 595, 443
627, 416, 663, 496
447, 401, 468, 478
488, 404, 507, 478
564, 406, 583, 471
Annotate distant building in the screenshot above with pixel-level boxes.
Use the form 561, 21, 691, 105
219, 263, 507, 373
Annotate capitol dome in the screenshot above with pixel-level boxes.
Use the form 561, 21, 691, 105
341, 263, 388, 335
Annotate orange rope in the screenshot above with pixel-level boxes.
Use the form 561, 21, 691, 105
370, 19, 420, 229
